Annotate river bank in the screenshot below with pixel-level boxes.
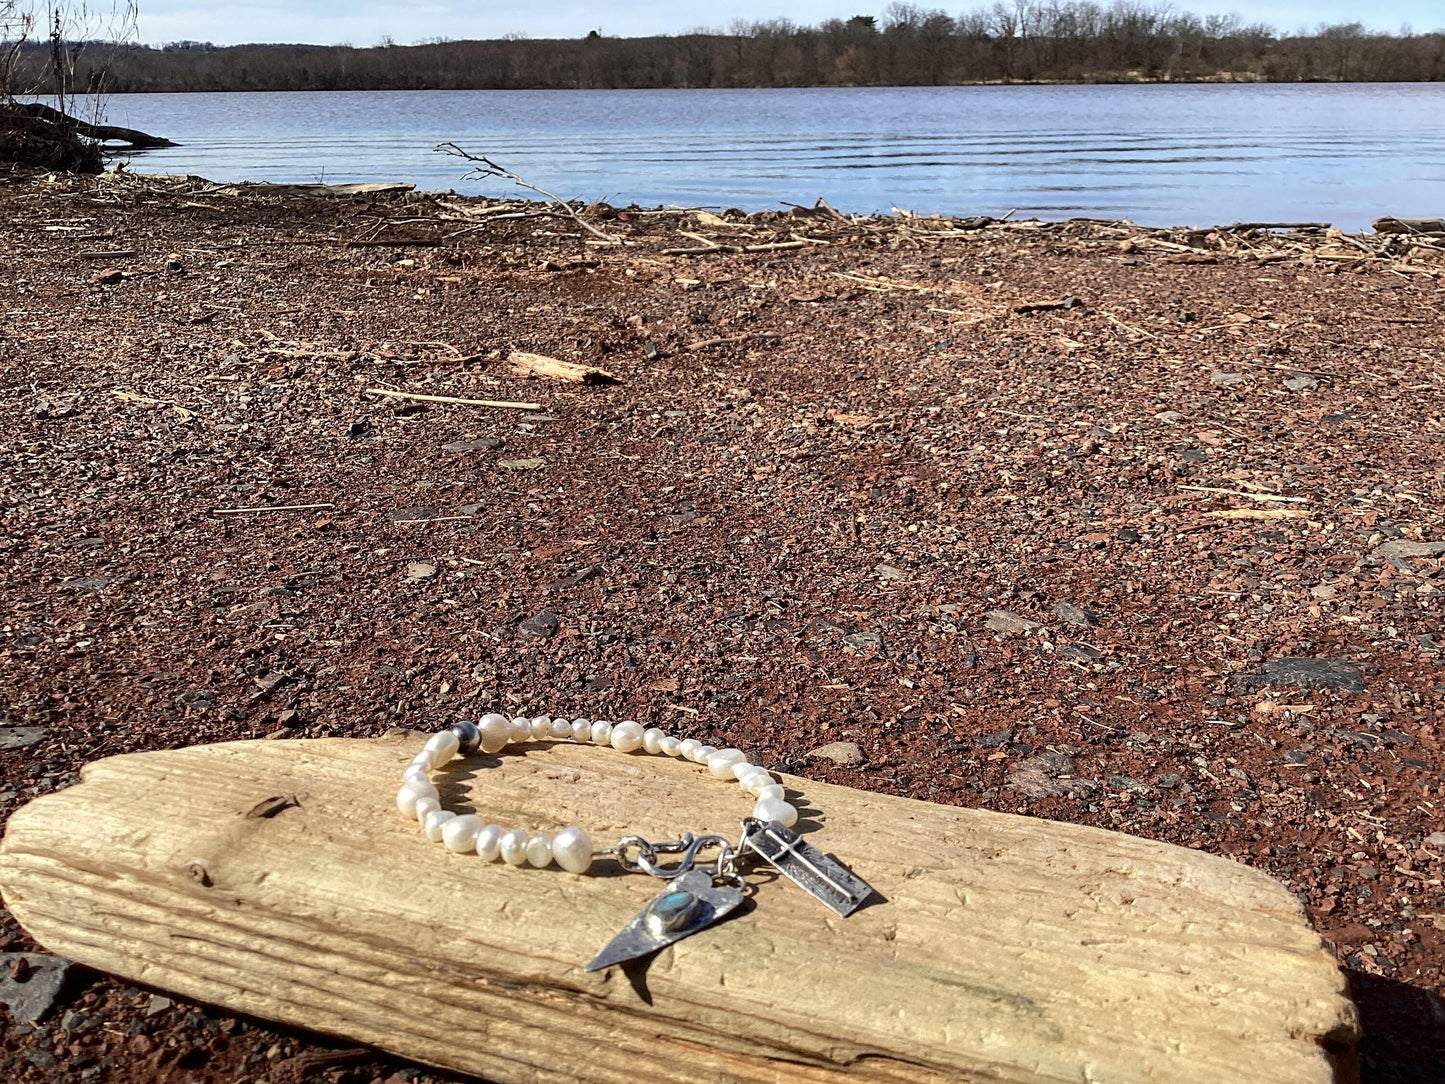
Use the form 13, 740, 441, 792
1, 173, 1443, 1081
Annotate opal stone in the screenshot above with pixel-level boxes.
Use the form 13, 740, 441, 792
646, 887, 701, 934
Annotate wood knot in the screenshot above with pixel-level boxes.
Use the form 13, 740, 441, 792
186, 859, 213, 888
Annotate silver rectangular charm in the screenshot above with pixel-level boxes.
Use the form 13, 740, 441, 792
742, 820, 874, 917
585, 869, 744, 972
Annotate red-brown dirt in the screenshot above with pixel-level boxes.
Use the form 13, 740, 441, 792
2, 174, 1443, 1082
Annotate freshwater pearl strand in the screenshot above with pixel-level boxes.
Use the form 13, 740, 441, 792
395, 714, 798, 875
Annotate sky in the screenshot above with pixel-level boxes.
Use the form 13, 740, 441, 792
133, 2, 1444, 48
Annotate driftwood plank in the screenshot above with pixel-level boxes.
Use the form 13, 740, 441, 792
0, 736, 1357, 1083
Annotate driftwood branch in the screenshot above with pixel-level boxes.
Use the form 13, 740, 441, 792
435, 143, 620, 243
9, 101, 177, 149
0, 736, 1361, 1084
509, 351, 619, 385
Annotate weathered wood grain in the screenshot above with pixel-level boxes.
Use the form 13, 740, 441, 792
0, 735, 1358, 1082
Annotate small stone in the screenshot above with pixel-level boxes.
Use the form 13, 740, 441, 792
520, 610, 560, 639
1235, 657, 1372, 694
1357, 864, 1378, 880
1154, 410, 1186, 424
441, 437, 500, 453
405, 562, 437, 582
1372, 539, 1445, 561
145, 994, 173, 1017
498, 457, 545, 470
985, 609, 1040, 634
842, 630, 882, 653
347, 417, 371, 439
1054, 601, 1097, 627
874, 564, 906, 581
0, 953, 73, 1024
1424, 831, 1445, 847
1284, 373, 1318, 391
1054, 644, 1102, 661
1209, 371, 1244, 387
0, 726, 47, 751
807, 741, 864, 766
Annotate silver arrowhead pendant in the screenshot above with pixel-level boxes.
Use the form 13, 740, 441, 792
585, 869, 745, 972
742, 819, 875, 917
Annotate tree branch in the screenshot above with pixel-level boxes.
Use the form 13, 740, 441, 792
434, 142, 620, 243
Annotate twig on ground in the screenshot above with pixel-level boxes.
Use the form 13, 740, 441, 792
435, 143, 621, 244
684, 333, 780, 352
214, 503, 335, 515
1178, 485, 1309, 504
363, 388, 541, 410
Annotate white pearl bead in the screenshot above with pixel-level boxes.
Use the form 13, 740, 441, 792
499, 828, 530, 866
424, 730, 459, 764
424, 808, 457, 842
525, 833, 553, 868
679, 738, 701, 760
402, 764, 430, 785
396, 781, 437, 817
753, 797, 799, 827
478, 714, 510, 754
414, 792, 440, 817
551, 827, 593, 873
571, 718, 592, 742
610, 721, 645, 753
692, 745, 717, 764
754, 783, 785, 802
642, 728, 665, 754
548, 717, 571, 739
660, 736, 684, 757
475, 823, 503, 861
741, 772, 776, 796
707, 748, 746, 778
411, 749, 437, 770
442, 813, 484, 852
530, 716, 552, 739
509, 716, 532, 743
590, 720, 613, 745
734, 762, 767, 783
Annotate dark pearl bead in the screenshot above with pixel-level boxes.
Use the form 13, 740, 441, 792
450, 720, 481, 756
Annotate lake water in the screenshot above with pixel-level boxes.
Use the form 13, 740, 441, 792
100, 84, 1445, 230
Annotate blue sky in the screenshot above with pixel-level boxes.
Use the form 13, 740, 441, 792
135, 2, 1444, 47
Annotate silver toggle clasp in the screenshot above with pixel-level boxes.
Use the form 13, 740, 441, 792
610, 833, 735, 881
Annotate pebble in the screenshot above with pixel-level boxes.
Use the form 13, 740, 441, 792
405, 562, 436, 581
985, 609, 1040, 634
1054, 601, 1097, 627
520, 609, 560, 639
1235, 657, 1371, 694
0, 726, 47, 751
807, 741, 864, 766
0, 953, 73, 1025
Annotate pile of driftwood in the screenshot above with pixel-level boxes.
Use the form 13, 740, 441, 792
51, 170, 1445, 274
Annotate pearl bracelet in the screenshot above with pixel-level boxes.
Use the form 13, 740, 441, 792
395, 713, 800, 875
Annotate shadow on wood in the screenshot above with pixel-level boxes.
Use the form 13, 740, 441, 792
0, 735, 1359, 1083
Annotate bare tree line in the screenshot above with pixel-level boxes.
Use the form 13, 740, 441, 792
12, 3, 1445, 92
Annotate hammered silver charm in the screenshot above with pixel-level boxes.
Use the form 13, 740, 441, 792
585, 869, 745, 972
741, 819, 874, 916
